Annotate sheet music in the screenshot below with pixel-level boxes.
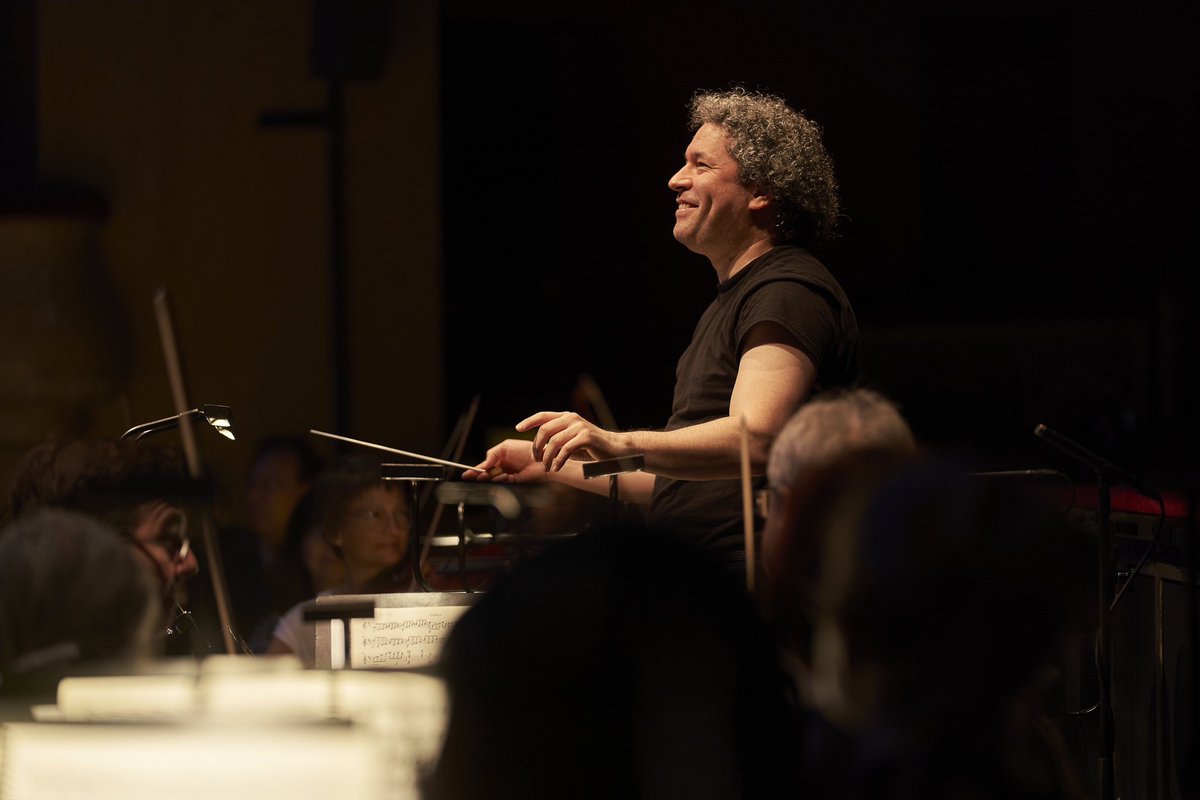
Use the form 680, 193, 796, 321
343, 605, 469, 669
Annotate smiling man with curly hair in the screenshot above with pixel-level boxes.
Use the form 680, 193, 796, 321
476, 89, 858, 572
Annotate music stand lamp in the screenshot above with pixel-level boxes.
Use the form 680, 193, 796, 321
121, 404, 236, 442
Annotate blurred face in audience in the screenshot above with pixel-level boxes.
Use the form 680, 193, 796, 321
247, 450, 310, 550
331, 486, 409, 581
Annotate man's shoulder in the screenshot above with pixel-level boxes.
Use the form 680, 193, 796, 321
756, 245, 835, 283
741, 246, 847, 305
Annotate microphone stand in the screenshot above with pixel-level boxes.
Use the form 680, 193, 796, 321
1034, 424, 1159, 800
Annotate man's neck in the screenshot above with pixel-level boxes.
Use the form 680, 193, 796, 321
709, 235, 775, 283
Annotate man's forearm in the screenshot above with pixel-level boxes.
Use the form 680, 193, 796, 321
622, 417, 771, 481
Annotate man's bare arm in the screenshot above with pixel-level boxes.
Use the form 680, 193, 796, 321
469, 439, 657, 505
519, 322, 816, 480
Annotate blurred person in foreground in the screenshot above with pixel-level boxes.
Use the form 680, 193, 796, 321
762, 388, 916, 577
0, 509, 160, 709
759, 388, 917, 690
8, 439, 200, 636
268, 455, 410, 665
425, 526, 802, 800
789, 456, 1083, 800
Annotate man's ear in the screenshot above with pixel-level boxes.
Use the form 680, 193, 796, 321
749, 192, 771, 211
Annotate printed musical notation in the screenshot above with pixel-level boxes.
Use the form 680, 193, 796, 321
348, 605, 469, 669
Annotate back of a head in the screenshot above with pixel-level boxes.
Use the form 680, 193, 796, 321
0, 509, 158, 689
762, 390, 917, 622
767, 388, 916, 492
8, 439, 191, 537
427, 527, 800, 800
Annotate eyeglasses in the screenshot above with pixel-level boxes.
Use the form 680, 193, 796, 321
347, 508, 408, 531
137, 514, 192, 564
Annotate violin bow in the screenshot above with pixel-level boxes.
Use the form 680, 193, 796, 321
739, 414, 756, 593
154, 289, 238, 654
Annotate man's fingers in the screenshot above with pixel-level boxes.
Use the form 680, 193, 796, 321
546, 424, 590, 472
551, 431, 590, 472
515, 411, 560, 433
540, 423, 577, 471
531, 414, 573, 461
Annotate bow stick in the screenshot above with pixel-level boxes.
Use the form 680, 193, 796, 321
154, 289, 238, 655
739, 414, 756, 593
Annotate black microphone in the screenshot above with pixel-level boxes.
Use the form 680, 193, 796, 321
971, 469, 1069, 479
1033, 424, 1160, 500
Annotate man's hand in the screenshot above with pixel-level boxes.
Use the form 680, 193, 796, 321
466, 439, 545, 483
517, 411, 631, 472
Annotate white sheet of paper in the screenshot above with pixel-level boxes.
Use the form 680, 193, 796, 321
343, 605, 469, 669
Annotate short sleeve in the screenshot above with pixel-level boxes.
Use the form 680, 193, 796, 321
733, 279, 840, 371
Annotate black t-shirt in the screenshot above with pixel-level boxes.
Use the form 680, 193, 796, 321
647, 245, 858, 557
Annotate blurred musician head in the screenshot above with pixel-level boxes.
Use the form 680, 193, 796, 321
792, 457, 1078, 799
428, 526, 802, 800
669, 88, 840, 268
762, 388, 916, 579
7, 439, 200, 618
0, 509, 159, 695
310, 455, 410, 593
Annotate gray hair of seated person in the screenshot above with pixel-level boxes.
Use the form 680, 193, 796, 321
767, 388, 916, 491
0, 509, 159, 675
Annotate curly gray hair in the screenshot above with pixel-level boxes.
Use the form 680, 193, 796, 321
689, 89, 840, 245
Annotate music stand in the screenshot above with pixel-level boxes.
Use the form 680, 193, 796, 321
303, 599, 376, 670
381, 463, 451, 592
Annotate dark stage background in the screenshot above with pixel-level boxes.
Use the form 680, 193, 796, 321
442, 0, 1199, 486
0, 0, 1196, 497
1, 3, 1197, 797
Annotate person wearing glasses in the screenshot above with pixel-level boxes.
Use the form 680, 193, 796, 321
7, 439, 200, 631
267, 455, 411, 665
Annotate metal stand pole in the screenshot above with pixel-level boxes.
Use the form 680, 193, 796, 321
1096, 474, 1115, 800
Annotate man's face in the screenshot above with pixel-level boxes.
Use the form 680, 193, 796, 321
131, 502, 199, 605
668, 123, 764, 259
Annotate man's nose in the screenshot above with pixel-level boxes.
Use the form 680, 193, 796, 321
668, 166, 690, 191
